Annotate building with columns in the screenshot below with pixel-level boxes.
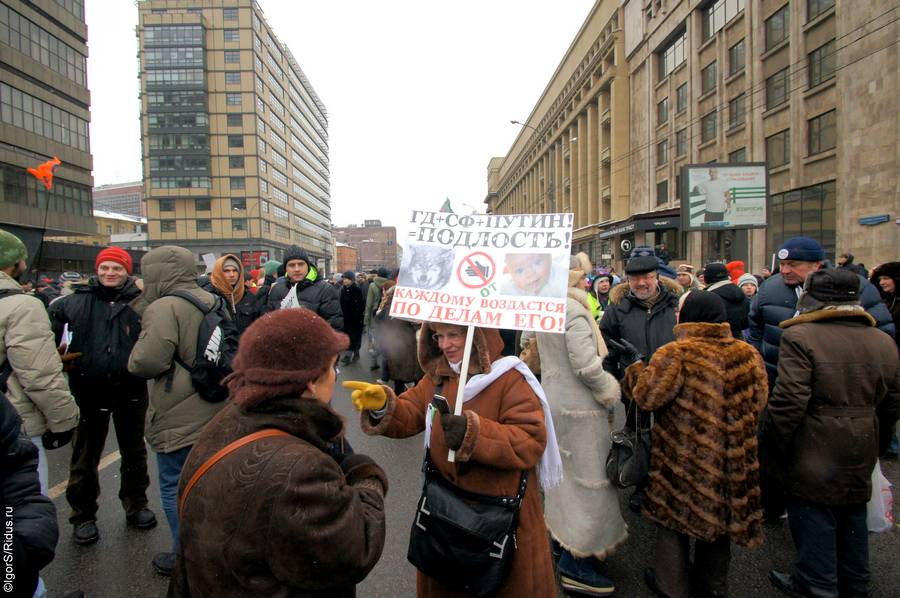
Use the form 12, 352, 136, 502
485, 1, 631, 267
487, 0, 898, 272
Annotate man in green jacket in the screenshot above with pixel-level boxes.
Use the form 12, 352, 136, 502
128, 245, 225, 577
0, 229, 79, 492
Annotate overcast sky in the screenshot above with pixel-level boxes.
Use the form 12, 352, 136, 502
86, 0, 594, 238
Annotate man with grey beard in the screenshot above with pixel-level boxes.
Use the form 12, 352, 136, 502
600, 248, 680, 512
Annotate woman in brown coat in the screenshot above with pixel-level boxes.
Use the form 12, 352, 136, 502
348, 322, 557, 598
620, 290, 768, 598
170, 308, 387, 598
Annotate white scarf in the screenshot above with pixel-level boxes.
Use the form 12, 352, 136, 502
424, 356, 563, 492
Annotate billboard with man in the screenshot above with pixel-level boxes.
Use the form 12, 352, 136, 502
680, 163, 768, 231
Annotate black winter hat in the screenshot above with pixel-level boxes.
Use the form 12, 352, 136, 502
678, 290, 727, 324
702, 263, 729, 285
283, 245, 310, 266
377, 267, 389, 278
804, 268, 860, 304
342, 270, 355, 281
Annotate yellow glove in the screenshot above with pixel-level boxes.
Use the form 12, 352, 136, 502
342, 381, 388, 412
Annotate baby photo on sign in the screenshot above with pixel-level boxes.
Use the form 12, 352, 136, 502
500, 252, 568, 298
397, 244, 455, 290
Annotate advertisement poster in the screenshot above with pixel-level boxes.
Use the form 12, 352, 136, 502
681, 163, 768, 231
390, 211, 574, 332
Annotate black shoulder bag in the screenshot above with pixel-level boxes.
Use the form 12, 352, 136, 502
406, 384, 528, 597
606, 399, 652, 489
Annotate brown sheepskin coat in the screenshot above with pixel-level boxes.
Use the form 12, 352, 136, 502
361, 324, 555, 598
622, 322, 768, 547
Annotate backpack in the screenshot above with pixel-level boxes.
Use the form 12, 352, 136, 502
0, 288, 25, 393
168, 290, 239, 402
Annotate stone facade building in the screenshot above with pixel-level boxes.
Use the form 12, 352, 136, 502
333, 220, 398, 271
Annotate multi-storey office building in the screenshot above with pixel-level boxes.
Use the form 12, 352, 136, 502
0, 0, 94, 258
485, 2, 632, 267
627, 0, 896, 269
137, 0, 333, 270
93, 181, 145, 218
333, 220, 398, 271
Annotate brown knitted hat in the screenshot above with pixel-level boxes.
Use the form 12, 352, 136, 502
226, 308, 348, 407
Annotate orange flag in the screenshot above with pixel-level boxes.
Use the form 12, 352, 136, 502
27, 157, 61, 190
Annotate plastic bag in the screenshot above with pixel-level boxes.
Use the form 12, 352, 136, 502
866, 460, 894, 533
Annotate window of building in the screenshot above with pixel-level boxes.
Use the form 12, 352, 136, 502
196, 198, 211, 211
260, 200, 269, 214
223, 7, 238, 20
143, 48, 204, 68
767, 180, 836, 259
657, 139, 668, 166
676, 129, 687, 156
260, 179, 268, 194
808, 39, 835, 88
160, 220, 176, 233
766, 68, 790, 109
702, 0, 745, 40
226, 113, 242, 127
657, 98, 669, 124
231, 197, 246, 211
159, 199, 175, 212
144, 24, 203, 46
226, 92, 241, 106
232, 218, 247, 232
227, 134, 244, 148
0, 83, 90, 151
701, 111, 717, 143
272, 168, 288, 186
808, 0, 835, 21
728, 40, 745, 76
224, 29, 239, 42
808, 110, 836, 155
676, 83, 687, 113
729, 147, 747, 162
152, 177, 210, 189
196, 219, 212, 232
225, 72, 241, 85
229, 155, 245, 168
765, 4, 790, 51
259, 159, 267, 173
701, 62, 717, 95
656, 180, 669, 205
766, 129, 791, 167
230, 176, 245, 190
224, 50, 240, 64
658, 31, 687, 81
729, 94, 746, 129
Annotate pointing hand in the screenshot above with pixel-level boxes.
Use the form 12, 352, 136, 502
342, 381, 388, 412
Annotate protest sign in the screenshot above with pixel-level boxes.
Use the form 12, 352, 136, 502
391, 211, 574, 333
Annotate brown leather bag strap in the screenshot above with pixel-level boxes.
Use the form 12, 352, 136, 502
178, 429, 291, 516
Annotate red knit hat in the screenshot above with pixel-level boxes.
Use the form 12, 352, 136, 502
226, 308, 348, 407
95, 246, 133, 274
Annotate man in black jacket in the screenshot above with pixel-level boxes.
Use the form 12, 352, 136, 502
0, 392, 59, 598
703, 262, 749, 339
340, 271, 365, 364
49, 247, 156, 546
600, 251, 679, 512
264, 246, 343, 330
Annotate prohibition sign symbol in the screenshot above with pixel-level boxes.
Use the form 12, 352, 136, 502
456, 251, 496, 289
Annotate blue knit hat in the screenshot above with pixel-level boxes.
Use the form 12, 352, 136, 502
777, 237, 825, 262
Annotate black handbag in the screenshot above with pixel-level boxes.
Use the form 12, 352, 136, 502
407, 452, 528, 597
606, 400, 652, 488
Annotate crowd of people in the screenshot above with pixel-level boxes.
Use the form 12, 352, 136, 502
0, 224, 898, 598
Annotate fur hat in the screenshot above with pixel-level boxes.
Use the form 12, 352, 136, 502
804, 268, 860, 304
678, 290, 727, 324
0, 229, 28, 269
226, 308, 348, 407
95, 246, 133, 274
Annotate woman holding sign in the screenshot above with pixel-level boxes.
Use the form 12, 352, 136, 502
344, 323, 558, 597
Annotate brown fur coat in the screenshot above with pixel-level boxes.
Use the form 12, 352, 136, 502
622, 322, 768, 547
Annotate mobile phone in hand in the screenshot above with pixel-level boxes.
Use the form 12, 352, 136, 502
431, 394, 450, 415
